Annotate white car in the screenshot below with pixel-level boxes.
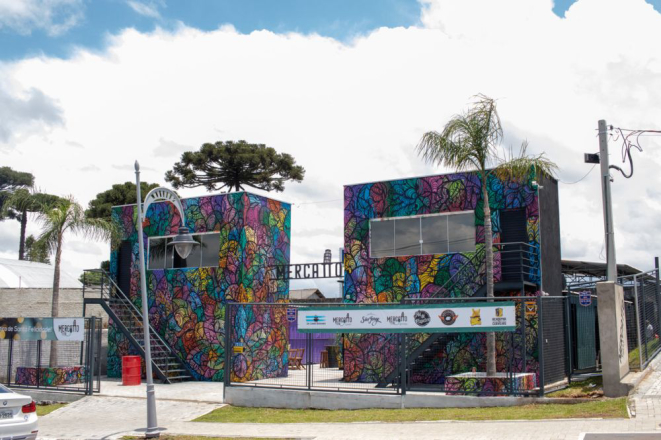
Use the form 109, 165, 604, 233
0, 384, 38, 440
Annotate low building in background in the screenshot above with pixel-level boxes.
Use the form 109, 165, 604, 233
0, 258, 107, 322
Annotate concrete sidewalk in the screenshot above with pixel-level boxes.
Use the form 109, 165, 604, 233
97, 377, 224, 403
37, 396, 222, 439
37, 357, 661, 440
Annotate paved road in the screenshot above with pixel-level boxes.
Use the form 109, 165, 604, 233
37, 361, 661, 440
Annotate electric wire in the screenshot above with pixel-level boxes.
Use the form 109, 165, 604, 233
559, 164, 597, 185
607, 126, 661, 179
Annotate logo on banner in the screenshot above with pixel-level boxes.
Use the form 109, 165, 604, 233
386, 312, 407, 325
492, 308, 507, 326
414, 310, 430, 327
332, 314, 352, 326
360, 313, 381, 326
439, 310, 458, 325
470, 309, 482, 326
306, 315, 326, 325
53, 318, 83, 341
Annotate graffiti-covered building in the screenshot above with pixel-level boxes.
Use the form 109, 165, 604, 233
341, 169, 564, 389
107, 191, 291, 382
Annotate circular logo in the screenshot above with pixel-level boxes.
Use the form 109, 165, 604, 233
2, 401, 6, 406
440, 310, 458, 325
414, 310, 430, 327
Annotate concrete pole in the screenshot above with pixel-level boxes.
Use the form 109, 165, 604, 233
598, 120, 617, 282
135, 161, 159, 438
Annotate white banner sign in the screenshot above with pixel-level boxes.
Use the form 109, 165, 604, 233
297, 303, 516, 333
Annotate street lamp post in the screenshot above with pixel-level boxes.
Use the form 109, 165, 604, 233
134, 161, 197, 438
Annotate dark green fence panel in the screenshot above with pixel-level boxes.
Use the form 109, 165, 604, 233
571, 295, 598, 370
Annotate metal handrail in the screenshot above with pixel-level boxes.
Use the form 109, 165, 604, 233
83, 269, 176, 356
427, 241, 539, 299
427, 246, 487, 299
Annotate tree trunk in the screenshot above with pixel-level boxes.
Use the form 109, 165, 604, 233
483, 174, 497, 377
49, 235, 63, 367
18, 209, 27, 260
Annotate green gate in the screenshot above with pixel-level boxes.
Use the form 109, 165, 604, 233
570, 294, 599, 371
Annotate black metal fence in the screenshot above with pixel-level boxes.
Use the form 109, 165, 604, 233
223, 302, 403, 394
0, 317, 102, 395
565, 267, 661, 374
224, 298, 545, 396
620, 269, 661, 370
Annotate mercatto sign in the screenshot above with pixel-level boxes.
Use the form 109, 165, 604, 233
272, 262, 343, 280
298, 303, 516, 333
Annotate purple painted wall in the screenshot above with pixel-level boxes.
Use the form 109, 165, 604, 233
288, 320, 336, 364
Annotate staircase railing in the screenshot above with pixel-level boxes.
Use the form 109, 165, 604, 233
379, 242, 540, 388
82, 269, 192, 382
84, 269, 177, 357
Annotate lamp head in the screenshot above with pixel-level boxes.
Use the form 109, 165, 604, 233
167, 227, 198, 259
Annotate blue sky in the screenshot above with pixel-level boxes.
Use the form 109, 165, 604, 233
2, 0, 658, 61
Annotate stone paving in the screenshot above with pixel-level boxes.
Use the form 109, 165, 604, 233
36, 357, 661, 440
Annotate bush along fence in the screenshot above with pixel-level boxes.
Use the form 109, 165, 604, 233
0, 316, 101, 395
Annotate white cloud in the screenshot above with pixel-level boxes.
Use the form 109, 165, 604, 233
1, 0, 661, 291
0, 83, 63, 146
126, 0, 163, 19
0, 0, 84, 36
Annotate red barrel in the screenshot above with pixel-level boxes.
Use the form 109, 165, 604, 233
122, 356, 142, 386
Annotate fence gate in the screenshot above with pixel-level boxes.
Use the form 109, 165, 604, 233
568, 292, 599, 371
0, 317, 101, 395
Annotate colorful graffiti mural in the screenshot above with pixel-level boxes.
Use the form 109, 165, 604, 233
445, 372, 537, 396
342, 170, 541, 385
15, 366, 87, 387
107, 192, 290, 381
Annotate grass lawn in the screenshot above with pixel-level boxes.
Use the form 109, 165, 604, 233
123, 437, 293, 440
628, 337, 661, 370
194, 398, 628, 424
547, 377, 603, 398
37, 403, 67, 417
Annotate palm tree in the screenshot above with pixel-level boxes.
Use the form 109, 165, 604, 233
36, 196, 115, 366
2, 189, 61, 260
417, 94, 557, 377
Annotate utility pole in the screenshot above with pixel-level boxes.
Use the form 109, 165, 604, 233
598, 120, 617, 282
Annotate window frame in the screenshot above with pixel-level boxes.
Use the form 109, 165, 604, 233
369, 210, 475, 258
147, 230, 221, 270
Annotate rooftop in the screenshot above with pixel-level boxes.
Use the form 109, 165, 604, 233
0, 258, 81, 289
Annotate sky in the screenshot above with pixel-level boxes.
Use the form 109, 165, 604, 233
1, 0, 660, 296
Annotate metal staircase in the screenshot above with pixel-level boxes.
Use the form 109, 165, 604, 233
83, 269, 192, 383
377, 242, 539, 388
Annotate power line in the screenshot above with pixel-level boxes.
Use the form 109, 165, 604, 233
560, 164, 597, 185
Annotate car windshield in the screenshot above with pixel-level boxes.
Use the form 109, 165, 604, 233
0, 384, 11, 393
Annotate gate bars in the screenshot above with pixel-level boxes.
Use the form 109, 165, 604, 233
224, 298, 543, 396
1, 317, 101, 395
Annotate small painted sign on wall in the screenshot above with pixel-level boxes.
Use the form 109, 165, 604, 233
579, 291, 592, 307
286, 308, 297, 323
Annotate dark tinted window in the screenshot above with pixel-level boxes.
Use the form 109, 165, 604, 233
395, 217, 420, 256
370, 220, 394, 258
448, 213, 475, 253
370, 211, 475, 258
149, 233, 220, 269
148, 238, 167, 269
421, 215, 448, 255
